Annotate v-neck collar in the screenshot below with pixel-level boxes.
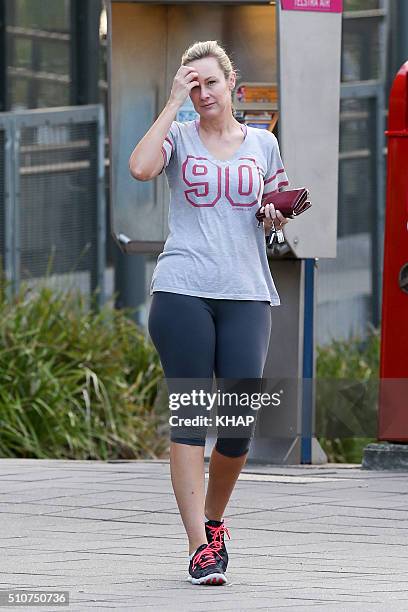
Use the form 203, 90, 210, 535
193, 120, 248, 164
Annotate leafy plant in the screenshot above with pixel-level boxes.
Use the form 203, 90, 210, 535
316, 325, 380, 463
0, 276, 167, 460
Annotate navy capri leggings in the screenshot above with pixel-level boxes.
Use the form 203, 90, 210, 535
148, 291, 272, 457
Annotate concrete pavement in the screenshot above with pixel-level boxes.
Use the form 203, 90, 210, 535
0, 458, 407, 611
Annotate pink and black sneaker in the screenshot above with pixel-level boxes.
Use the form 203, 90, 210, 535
205, 519, 231, 573
188, 541, 227, 585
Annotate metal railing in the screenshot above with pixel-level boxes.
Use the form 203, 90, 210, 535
0, 104, 106, 306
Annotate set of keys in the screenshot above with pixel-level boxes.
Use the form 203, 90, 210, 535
266, 221, 285, 248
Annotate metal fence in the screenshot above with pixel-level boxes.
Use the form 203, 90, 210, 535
315, 1, 388, 345
0, 104, 106, 306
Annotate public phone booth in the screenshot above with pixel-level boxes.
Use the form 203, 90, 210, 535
107, 0, 343, 464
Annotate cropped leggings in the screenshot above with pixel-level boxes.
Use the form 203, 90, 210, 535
148, 291, 272, 457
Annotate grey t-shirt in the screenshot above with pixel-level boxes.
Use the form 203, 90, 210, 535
149, 119, 290, 306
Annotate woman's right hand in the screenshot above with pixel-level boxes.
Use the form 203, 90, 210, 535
168, 66, 200, 108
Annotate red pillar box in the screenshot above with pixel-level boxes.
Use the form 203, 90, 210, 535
378, 61, 408, 442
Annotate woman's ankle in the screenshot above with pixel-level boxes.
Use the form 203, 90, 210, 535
204, 507, 223, 522
189, 540, 208, 556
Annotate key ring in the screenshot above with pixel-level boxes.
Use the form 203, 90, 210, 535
267, 220, 276, 247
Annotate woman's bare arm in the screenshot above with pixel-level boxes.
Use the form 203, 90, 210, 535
128, 100, 179, 181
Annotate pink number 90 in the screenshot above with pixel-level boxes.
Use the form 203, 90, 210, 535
182, 156, 261, 208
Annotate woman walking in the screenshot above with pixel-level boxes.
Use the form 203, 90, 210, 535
129, 40, 290, 585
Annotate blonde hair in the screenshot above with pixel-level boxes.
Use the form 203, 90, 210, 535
181, 40, 236, 81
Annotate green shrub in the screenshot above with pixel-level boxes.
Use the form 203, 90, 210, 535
316, 325, 380, 380
316, 325, 380, 463
0, 279, 167, 460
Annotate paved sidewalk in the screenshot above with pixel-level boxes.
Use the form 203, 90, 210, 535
0, 459, 407, 611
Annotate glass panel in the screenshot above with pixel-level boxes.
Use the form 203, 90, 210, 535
316, 232, 372, 345
6, 0, 70, 109
13, 38, 32, 69
10, 0, 70, 31
339, 98, 371, 153
38, 40, 70, 75
37, 81, 70, 107
342, 19, 380, 82
9, 77, 29, 110
344, 0, 379, 10
338, 157, 372, 236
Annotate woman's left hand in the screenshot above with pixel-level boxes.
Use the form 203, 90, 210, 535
259, 203, 289, 232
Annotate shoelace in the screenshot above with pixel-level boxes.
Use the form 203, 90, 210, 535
206, 523, 231, 553
191, 541, 223, 571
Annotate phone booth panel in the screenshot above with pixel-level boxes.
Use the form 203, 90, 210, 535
279, 7, 341, 257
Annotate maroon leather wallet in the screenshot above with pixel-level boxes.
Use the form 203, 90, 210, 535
255, 188, 311, 223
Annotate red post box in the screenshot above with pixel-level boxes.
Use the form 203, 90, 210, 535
378, 61, 408, 441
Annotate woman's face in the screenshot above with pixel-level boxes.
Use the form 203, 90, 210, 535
186, 56, 235, 117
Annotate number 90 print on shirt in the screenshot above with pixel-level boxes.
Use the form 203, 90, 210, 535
182, 155, 264, 207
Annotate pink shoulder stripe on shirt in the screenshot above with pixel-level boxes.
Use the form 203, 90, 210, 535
164, 136, 174, 151
161, 146, 168, 166
264, 168, 286, 185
